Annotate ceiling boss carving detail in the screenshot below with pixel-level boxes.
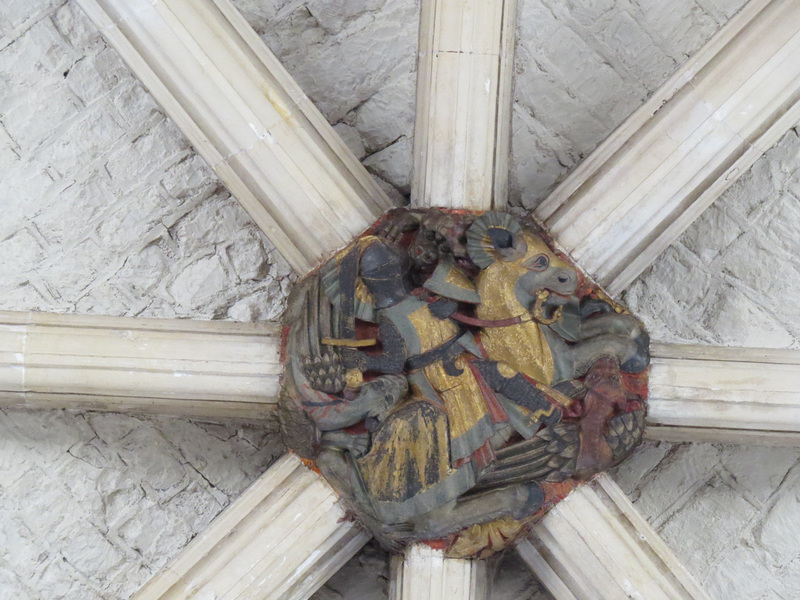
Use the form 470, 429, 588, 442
280, 208, 650, 558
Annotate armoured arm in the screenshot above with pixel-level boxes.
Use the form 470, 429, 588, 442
307, 375, 408, 431
342, 318, 407, 374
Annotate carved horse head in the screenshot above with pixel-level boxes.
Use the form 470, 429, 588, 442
465, 213, 580, 384
467, 212, 578, 321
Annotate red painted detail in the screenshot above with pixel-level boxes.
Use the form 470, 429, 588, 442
280, 325, 290, 364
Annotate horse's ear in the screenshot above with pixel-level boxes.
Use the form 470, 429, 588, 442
467, 212, 526, 268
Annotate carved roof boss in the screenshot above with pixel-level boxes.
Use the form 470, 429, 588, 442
280, 209, 650, 558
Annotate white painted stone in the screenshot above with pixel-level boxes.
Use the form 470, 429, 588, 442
703, 544, 782, 600
0, 408, 283, 599
0, 0, 293, 321
243, 0, 418, 129
534, 0, 800, 294
390, 544, 488, 600
352, 69, 417, 157
657, 477, 759, 581
519, 474, 712, 600
77, 0, 394, 274
510, 0, 748, 210
134, 452, 370, 600
364, 135, 413, 196
626, 125, 800, 349
333, 122, 367, 160
758, 471, 800, 566
634, 443, 723, 529
647, 344, 800, 445
610, 441, 674, 498
0, 310, 282, 419
413, 0, 516, 210
719, 444, 800, 503
2, 0, 800, 598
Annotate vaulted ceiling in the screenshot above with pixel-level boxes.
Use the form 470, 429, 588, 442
1, 0, 799, 598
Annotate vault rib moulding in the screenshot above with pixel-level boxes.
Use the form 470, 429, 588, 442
77, 0, 393, 274
518, 473, 711, 600
646, 343, 800, 445
134, 452, 370, 600
536, 0, 800, 295
413, 0, 517, 210
0, 310, 281, 419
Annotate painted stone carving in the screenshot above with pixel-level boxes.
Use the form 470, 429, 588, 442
280, 209, 649, 558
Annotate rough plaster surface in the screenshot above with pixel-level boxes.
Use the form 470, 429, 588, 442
0, 1, 295, 321
511, 0, 750, 208
0, 408, 283, 599
2, 0, 800, 598
624, 125, 800, 349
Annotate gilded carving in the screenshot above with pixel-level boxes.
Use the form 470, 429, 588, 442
280, 209, 650, 557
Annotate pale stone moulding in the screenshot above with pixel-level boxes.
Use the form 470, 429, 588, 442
0, 310, 281, 419
518, 473, 711, 600
390, 544, 489, 600
133, 453, 370, 600
413, 0, 517, 210
535, 0, 800, 295
68, 0, 799, 597
76, 0, 393, 274
647, 343, 800, 445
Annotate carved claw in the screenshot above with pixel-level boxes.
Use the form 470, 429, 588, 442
378, 209, 421, 243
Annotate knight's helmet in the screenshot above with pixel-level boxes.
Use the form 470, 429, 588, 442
358, 240, 411, 308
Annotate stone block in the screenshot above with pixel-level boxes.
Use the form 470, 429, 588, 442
702, 285, 794, 348
758, 469, 800, 566
2, 84, 82, 152
363, 135, 412, 195
721, 445, 800, 503
0, 0, 62, 34
0, 229, 46, 280
634, 443, 721, 525
53, 1, 102, 50
353, 69, 416, 154
659, 478, 759, 580
704, 544, 781, 600
111, 78, 164, 133
596, 8, 676, 89
104, 120, 189, 191
612, 440, 673, 498
631, 0, 719, 60
159, 154, 219, 201
680, 204, 744, 263
60, 525, 126, 576
267, 0, 417, 124
333, 122, 366, 159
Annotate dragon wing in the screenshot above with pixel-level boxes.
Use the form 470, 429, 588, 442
472, 422, 580, 490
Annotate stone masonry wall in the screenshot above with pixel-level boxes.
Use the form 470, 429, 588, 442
613, 123, 800, 600
512, 0, 750, 207
2, 0, 799, 598
0, 1, 294, 597
0, 0, 294, 321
